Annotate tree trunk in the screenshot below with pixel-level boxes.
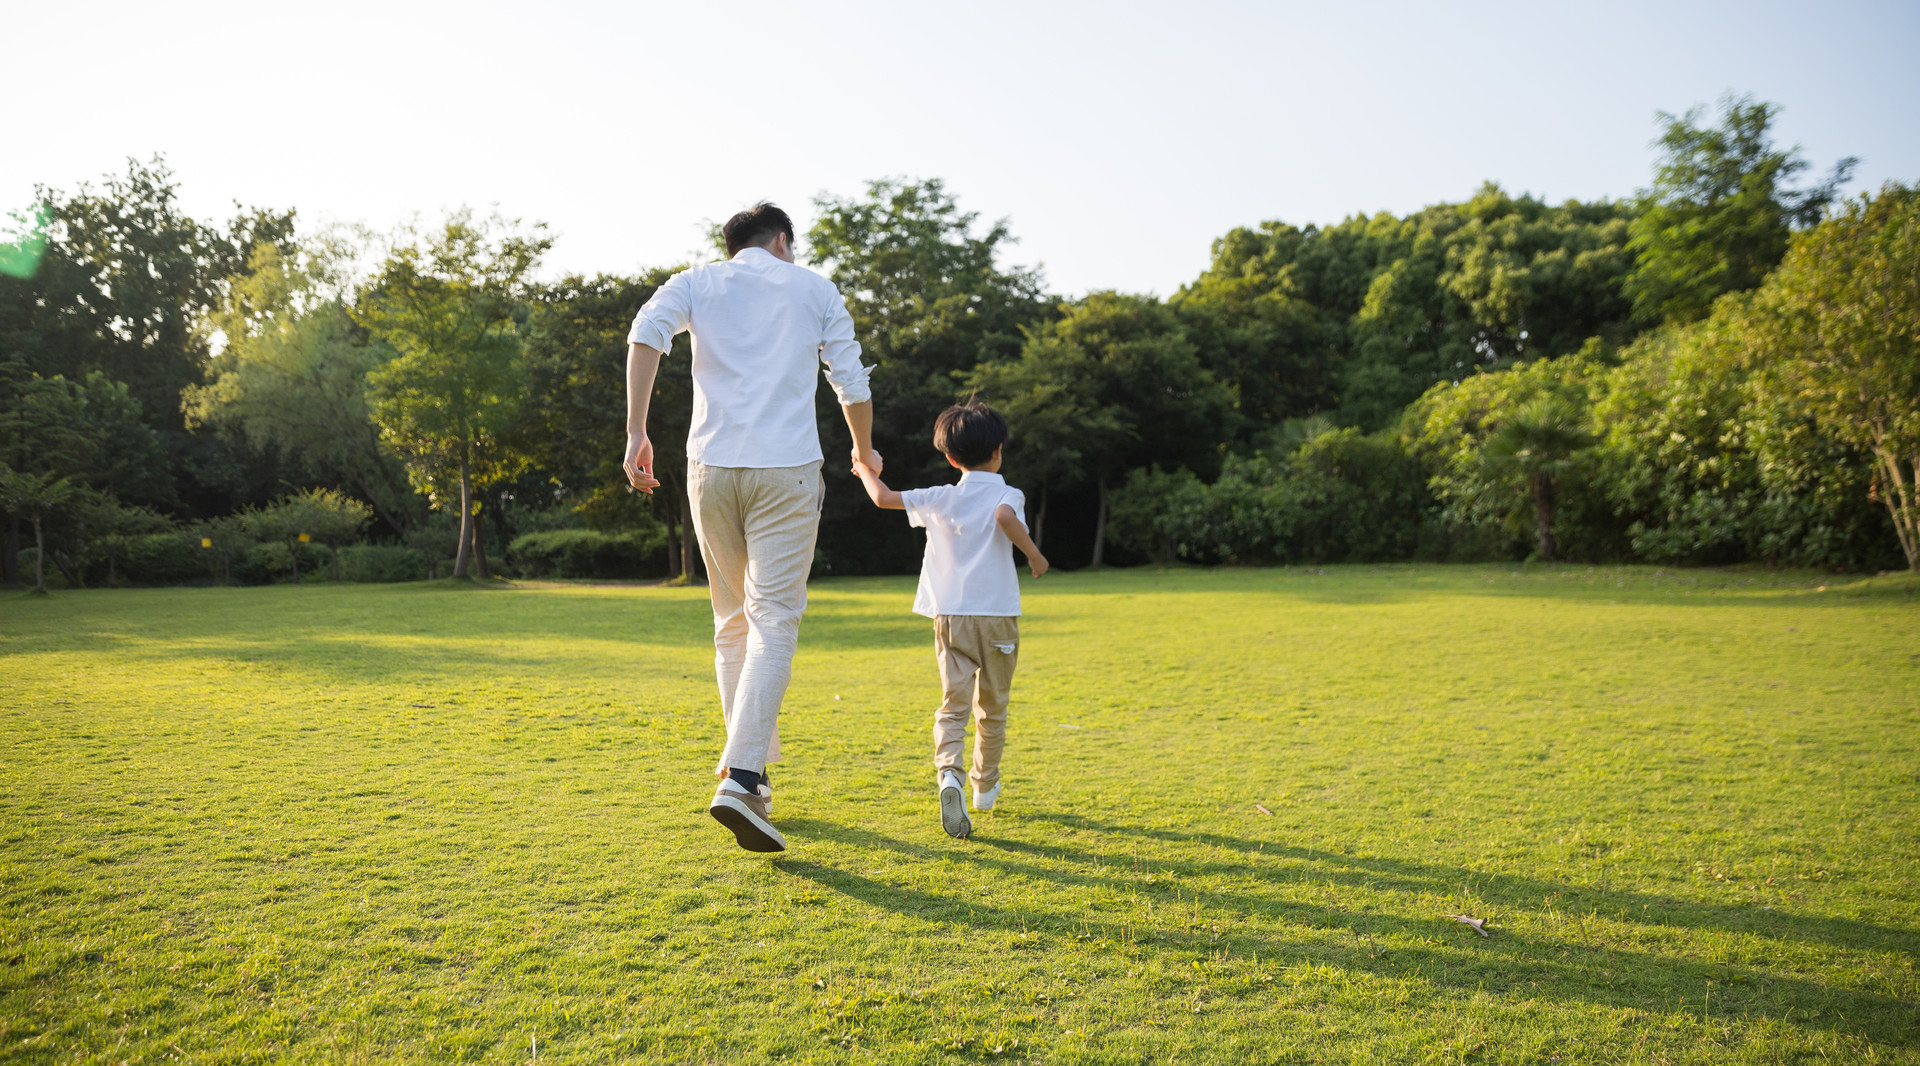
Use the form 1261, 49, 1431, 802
453, 450, 473, 578
5, 515, 17, 585
1531, 473, 1557, 562
290, 538, 301, 583
1033, 482, 1048, 551
470, 504, 493, 579
1090, 479, 1109, 569
1161, 534, 1174, 567
1872, 444, 1918, 570
31, 516, 45, 593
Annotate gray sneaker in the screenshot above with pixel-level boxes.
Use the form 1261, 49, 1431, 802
939, 770, 972, 839
710, 780, 787, 852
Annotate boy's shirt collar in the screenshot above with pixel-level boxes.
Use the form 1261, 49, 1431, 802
957, 469, 1006, 485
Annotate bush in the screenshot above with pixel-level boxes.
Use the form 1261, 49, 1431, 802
339, 545, 429, 583
99, 534, 205, 586
507, 529, 668, 579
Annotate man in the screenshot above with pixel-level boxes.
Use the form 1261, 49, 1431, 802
623, 202, 878, 854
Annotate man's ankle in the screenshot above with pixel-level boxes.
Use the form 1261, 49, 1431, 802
727, 767, 763, 792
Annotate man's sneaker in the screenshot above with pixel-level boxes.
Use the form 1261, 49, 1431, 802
973, 781, 1001, 812
939, 770, 971, 839
759, 770, 773, 817
710, 779, 786, 852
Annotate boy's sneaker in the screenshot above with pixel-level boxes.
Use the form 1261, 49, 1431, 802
973, 781, 1001, 811
710, 779, 786, 853
939, 770, 971, 839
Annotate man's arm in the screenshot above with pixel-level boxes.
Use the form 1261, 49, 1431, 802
623, 342, 663, 493
851, 459, 904, 509
995, 504, 1049, 577
842, 400, 881, 473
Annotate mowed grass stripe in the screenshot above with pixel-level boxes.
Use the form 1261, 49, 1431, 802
2, 565, 1916, 1064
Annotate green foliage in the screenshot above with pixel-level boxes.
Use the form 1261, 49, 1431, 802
238, 488, 372, 582
91, 532, 202, 586
1187, 184, 1636, 432
1624, 95, 1855, 326
1746, 183, 1920, 568
6, 570, 1915, 1061
337, 545, 430, 583
974, 292, 1236, 562
358, 210, 550, 577
0, 156, 298, 513
808, 179, 1054, 574
185, 239, 415, 531
515, 271, 694, 570
506, 528, 668, 579
1111, 430, 1431, 565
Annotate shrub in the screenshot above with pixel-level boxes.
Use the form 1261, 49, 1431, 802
104, 534, 204, 586
507, 529, 667, 579
339, 545, 429, 583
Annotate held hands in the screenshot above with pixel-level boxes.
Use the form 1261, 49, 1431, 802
622, 431, 660, 494
851, 447, 882, 477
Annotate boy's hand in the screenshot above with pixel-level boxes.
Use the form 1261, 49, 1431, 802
852, 447, 882, 476
1029, 554, 1050, 578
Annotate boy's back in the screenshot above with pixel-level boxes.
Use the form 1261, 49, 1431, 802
901, 471, 1027, 619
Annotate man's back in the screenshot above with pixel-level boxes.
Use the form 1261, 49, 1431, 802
630, 247, 868, 468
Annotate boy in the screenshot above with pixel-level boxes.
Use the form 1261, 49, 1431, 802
851, 401, 1048, 839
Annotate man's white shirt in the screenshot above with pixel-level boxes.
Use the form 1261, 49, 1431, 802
900, 471, 1028, 618
629, 247, 871, 468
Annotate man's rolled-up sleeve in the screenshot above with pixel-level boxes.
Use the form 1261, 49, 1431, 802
628, 272, 692, 353
818, 288, 871, 405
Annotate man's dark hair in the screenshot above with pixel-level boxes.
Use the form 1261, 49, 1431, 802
933, 401, 1009, 468
722, 202, 795, 257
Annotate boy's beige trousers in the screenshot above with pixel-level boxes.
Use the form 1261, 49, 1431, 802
688, 459, 823, 776
932, 614, 1019, 790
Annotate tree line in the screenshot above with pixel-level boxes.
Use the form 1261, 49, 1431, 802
1, 94, 1912, 589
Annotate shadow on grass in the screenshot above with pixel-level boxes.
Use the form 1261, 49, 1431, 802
774, 816, 1918, 1048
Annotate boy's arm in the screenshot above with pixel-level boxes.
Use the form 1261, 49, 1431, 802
995, 504, 1049, 577
852, 460, 905, 510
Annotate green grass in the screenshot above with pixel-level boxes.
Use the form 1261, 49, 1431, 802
2, 564, 1917, 1064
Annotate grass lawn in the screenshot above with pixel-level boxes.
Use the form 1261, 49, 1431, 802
2, 564, 1917, 1064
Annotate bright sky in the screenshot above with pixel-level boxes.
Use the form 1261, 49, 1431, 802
9, 0, 1917, 297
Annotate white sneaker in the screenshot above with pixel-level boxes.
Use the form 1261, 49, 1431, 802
973, 781, 1001, 811
938, 770, 971, 839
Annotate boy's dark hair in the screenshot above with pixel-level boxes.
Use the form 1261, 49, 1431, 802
933, 401, 1009, 468
722, 202, 795, 257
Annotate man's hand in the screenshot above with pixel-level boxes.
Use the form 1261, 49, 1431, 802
1027, 553, 1050, 579
623, 431, 660, 494
852, 446, 882, 476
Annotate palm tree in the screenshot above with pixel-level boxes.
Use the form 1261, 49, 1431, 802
0, 467, 76, 594
1482, 398, 1594, 561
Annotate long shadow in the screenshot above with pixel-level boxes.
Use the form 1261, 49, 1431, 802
1021, 812, 1920, 961
774, 817, 1917, 1047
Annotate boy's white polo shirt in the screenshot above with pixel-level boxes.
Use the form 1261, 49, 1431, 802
900, 470, 1027, 619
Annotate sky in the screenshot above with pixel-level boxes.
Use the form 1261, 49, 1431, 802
8, 0, 1918, 297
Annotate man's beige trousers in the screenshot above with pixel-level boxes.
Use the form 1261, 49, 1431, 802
688, 460, 823, 776
932, 614, 1019, 791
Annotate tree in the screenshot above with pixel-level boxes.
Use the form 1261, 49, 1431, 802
185, 238, 416, 533
1751, 184, 1920, 569
516, 271, 698, 578
1624, 95, 1855, 326
0, 467, 76, 593
974, 292, 1235, 566
808, 178, 1053, 573
358, 211, 550, 578
0, 156, 297, 513
1480, 398, 1595, 561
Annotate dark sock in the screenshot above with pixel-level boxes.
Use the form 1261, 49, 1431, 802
728, 767, 762, 793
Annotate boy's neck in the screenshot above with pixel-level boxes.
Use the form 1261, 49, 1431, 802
956, 461, 1001, 476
